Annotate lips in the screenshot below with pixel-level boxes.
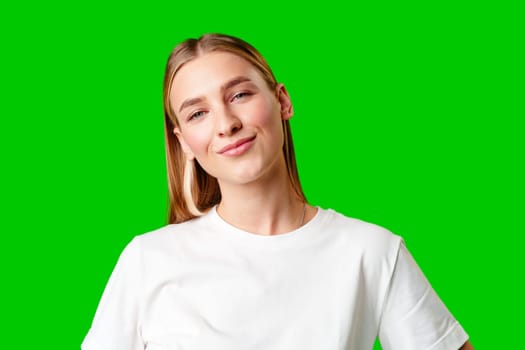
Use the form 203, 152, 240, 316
217, 136, 256, 156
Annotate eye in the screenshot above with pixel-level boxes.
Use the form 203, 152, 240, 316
231, 91, 252, 102
188, 110, 206, 121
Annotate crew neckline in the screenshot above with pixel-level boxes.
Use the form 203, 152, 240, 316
206, 205, 329, 248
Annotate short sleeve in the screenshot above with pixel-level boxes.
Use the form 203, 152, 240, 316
82, 238, 144, 350
378, 241, 469, 350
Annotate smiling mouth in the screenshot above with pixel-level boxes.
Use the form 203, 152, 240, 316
218, 136, 256, 156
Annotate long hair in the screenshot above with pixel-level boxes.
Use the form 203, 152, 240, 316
163, 33, 306, 224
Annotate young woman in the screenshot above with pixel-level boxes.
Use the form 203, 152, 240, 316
82, 33, 473, 350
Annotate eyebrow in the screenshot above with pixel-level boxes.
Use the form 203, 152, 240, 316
178, 76, 252, 113
178, 97, 203, 113
220, 76, 251, 93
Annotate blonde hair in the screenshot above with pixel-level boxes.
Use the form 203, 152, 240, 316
163, 33, 305, 224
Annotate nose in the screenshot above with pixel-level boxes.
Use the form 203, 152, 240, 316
216, 106, 242, 137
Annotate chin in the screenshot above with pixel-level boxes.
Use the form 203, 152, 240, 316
219, 166, 269, 186
210, 156, 283, 186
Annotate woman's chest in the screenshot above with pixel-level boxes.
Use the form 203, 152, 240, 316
139, 250, 377, 350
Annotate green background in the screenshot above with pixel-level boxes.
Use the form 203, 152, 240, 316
1, 1, 522, 348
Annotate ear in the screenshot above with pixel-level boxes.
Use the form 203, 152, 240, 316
173, 127, 195, 160
276, 83, 294, 120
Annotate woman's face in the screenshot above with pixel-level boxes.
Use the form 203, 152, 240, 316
170, 52, 293, 187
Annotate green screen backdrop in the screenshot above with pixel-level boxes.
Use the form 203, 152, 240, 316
1, 1, 522, 348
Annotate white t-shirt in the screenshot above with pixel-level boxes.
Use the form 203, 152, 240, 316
82, 207, 468, 350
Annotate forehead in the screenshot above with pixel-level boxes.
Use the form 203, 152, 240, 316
170, 52, 264, 105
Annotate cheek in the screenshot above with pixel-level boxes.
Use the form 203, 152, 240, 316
249, 96, 281, 127
182, 127, 213, 156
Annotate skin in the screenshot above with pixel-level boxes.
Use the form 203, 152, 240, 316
170, 52, 315, 235
461, 341, 474, 349
170, 51, 475, 349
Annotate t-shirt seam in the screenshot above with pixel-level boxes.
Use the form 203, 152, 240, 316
376, 236, 403, 329
206, 205, 331, 250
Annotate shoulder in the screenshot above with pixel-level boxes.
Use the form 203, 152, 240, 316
317, 207, 403, 263
318, 207, 401, 246
315, 208, 406, 314
122, 215, 211, 258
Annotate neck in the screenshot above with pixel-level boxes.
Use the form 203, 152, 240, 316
217, 160, 306, 236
